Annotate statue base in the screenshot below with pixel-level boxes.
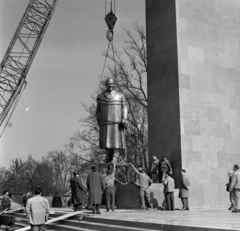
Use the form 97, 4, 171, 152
115, 183, 182, 210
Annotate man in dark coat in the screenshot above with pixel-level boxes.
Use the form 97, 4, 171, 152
22, 190, 32, 207
159, 156, 172, 183
1, 190, 11, 211
179, 169, 190, 210
70, 172, 84, 211
87, 166, 105, 214
52, 192, 62, 207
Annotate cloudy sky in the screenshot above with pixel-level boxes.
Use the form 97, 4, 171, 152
0, 0, 145, 167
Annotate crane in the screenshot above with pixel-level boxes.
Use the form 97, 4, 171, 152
0, 0, 58, 136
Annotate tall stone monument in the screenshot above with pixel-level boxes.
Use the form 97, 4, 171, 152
146, 0, 240, 208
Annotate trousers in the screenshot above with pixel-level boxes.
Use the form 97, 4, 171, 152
232, 189, 240, 209
140, 187, 150, 209
30, 224, 44, 231
165, 192, 174, 210
181, 197, 189, 209
105, 187, 115, 211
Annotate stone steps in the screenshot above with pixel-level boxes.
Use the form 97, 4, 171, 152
10, 211, 163, 231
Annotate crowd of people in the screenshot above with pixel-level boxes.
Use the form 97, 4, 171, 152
149, 156, 190, 211
0, 158, 238, 230
68, 158, 191, 214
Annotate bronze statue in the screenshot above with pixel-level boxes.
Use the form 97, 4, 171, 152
96, 78, 128, 164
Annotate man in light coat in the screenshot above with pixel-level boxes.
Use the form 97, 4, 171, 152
229, 164, 240, 213
87, 166, 105, 214
179, 169, 190, 210
163, 171, 175, 210
130, 163, 153, 210
26, 187, 50, 231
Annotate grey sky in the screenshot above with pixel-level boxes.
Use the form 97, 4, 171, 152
0, 0, 145, 167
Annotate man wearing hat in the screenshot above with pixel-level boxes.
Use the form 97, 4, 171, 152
87, 166, 105, 214
70, 172, 84, 211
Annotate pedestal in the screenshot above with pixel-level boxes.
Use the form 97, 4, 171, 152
146, 0, 240, 208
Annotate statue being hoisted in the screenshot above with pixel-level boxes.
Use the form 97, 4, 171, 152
96, 78, 128, 164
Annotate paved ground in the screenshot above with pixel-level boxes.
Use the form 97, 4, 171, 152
52, 207, 240, 230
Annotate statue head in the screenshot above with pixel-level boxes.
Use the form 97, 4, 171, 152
105, 78, 115, 92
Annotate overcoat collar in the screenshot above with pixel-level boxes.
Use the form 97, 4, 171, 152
103, 90, 117, 100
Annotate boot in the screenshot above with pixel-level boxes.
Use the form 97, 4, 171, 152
96, 204, 101, 214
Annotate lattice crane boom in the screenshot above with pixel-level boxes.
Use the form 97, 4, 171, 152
0, 0, 58, 131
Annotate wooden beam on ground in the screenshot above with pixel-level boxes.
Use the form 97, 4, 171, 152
15, 211, 82, 231
4, 207, 24, 214
0, 209, 8, 215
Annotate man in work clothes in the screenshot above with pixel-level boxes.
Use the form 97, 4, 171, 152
87, 166, 105, 214
150, 156, 159, 183
179, 169, 190, 210
229, 164, 240, 213
130, 163, 153, 210
104, 163, 116, 211
22, 190, 32, 207
70, 172, 84, 211
26, 187, 50, 231
159, 156, 172, 183
163, 172, 175, 210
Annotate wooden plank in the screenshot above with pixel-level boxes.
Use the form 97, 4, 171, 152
4, 207, 24, 214
15, 211, 82, 231
0, 208, 8, 215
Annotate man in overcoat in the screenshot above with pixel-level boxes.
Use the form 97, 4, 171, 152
179, 169, 190, 210
70, 172, 84, 211
96, 78, 128, 164
52, 192, 62, 208
229, 164, 240, 213
87, 166, 105, 214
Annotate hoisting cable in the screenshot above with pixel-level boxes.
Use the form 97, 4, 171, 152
97, 0, 117, 96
